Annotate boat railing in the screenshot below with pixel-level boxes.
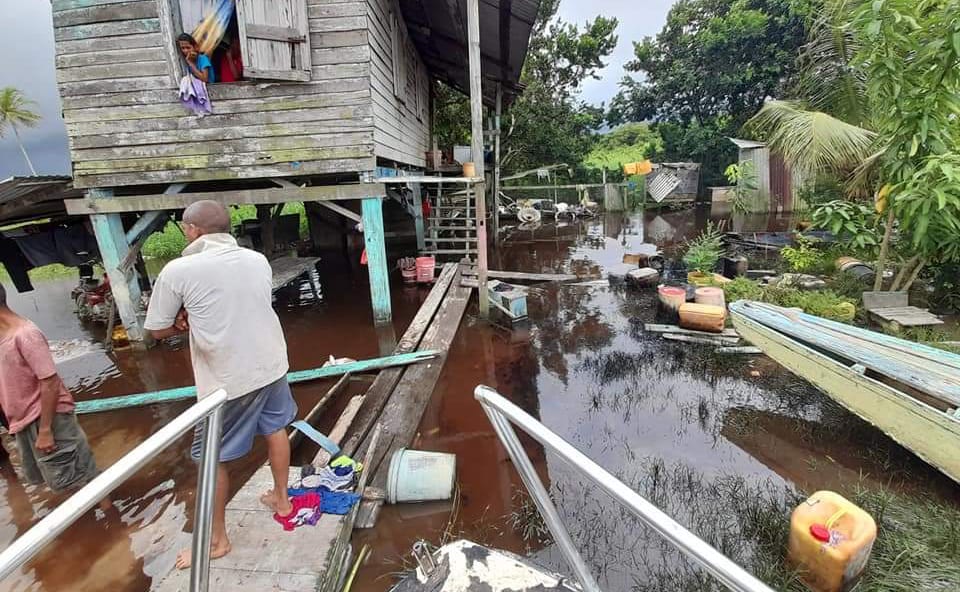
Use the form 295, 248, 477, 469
474, 385, 776, 592
0, 389, 228, 592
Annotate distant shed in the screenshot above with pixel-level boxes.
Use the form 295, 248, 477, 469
730, 138, 807, 212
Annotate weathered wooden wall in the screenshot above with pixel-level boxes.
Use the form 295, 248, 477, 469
366, 0, 430, 167
54, 0, 378, 189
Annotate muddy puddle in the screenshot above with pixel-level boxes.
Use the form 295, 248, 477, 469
1, 206, 957, 591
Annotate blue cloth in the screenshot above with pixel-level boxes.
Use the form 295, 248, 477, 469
197, 54, 215, 82
191, 377, 297, 462
287, 488, 361, 515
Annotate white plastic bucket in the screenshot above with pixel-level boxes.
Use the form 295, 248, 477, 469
387, 448, 456, 504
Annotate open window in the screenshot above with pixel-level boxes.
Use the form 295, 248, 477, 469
176, 0, 311, 83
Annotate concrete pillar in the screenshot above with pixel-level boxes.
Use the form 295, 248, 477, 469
361, 197, 392, 325
88, 189, 145, 342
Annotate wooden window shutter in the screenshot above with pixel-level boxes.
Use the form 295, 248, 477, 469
236, 0, 312, 82
392, 14, 406, 103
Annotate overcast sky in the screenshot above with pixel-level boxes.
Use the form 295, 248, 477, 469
0, 0, 675, 179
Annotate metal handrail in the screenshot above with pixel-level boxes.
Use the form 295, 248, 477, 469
474, 385, 776, 592
0, 389, 227, 592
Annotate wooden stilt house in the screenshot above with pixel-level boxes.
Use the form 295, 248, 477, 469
52, 0, 538, 341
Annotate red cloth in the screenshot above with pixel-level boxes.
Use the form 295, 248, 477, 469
0, 321, 75, 434
273, 492, 321, 531
219, 51, 243, 83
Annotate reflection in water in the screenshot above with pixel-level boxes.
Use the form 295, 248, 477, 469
0, 206, 956, 591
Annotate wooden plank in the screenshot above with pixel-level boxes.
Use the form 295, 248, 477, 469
644, 324, 741, 338
313, 395, 365, 467
375, 176, 484, 184
53, 1, 157, 27
61, 77, 368, 109
663, 334, 741, 346
74, 132, 372, 162
72, 119, 371, 150
862, 291, 908, 312
66, 183, 387, 215
339, 264, 458, 458
289, 374, 352, 448
307, 2, 367, 18
361, 197, 392, 324
462, 269, 579, 283
310, 45, 370, 66
56, 46, 166, 68
247, 24, 306, 42
53, 0, 139, 11
270, 257, 322, 291
55, 32, 162, 55
732, 312, 960, 484
55, 18, 160, 41
308, 16, 367, 34
717, 346, 764, 354
73, 157, 376, 188
58, 76, 173, 97
311, 29, 368, 48
367, 279, 473, 484
57, 60, 168, 82
67, 103, 373, 136
64, 89, 370, 123
75, 350, 438, 414
73, 146, 370, 173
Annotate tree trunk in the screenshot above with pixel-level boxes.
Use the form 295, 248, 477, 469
890, 254, 920, 292
873, 207, 896, 291
900, 257, 927, 292
12, 125, 37, 176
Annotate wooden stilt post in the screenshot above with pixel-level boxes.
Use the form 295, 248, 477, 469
493, 83, 502, 242
361, 197, 392, 325
88, 189, 146, 342
411, 182, 425, 251
467, 0, 489, 318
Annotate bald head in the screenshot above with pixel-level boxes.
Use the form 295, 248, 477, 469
183, 200, 231, 236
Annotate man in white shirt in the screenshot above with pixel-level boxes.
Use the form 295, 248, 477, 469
145, 201, 295, 569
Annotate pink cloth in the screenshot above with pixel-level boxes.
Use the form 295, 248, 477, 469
0, 321, 74, 434
273, 492, 321, 531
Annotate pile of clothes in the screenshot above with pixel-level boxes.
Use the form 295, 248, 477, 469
273, 456, 363, 531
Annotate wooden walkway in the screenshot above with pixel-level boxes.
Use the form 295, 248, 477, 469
270, 256, 321, 292
151, 263, 472, 590
154, 467, 348, 592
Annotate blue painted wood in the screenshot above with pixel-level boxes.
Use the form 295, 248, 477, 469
375, 166, 401, 178
729, 301, 960, 405
89, 189, 146, 341
75, 350, 439, 414
362, 197, 393, 324
125, 211, 168, 244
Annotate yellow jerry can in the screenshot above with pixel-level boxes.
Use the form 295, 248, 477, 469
787, 491, 877, 592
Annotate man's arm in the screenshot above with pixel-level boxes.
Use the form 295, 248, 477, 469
144, 269, 187, 339
35, 376, 62, 454
17, 328, 63, 454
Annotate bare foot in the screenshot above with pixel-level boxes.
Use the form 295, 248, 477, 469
260, 490, 293, 516
175, 538, 232, 570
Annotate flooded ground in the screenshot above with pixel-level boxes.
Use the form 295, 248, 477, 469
1, 205, 957, 591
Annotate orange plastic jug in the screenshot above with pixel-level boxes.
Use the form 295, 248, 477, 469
678, 303, 726, 333
787, 491, 877, 592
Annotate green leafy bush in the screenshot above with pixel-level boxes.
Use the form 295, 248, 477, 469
721, 277, 765, 302
811, 200, 879, 252
683, 222, 724, 275
781, 236, 825, 273
722, 278, 857, 323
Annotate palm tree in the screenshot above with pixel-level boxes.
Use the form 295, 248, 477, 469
0, 87, 42, 176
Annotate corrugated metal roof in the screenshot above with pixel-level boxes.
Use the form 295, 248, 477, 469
0, 176, 83, 226
400, 0, 540, 106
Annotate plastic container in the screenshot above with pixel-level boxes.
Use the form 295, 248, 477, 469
658, 286, 686, 312
788, 491, 877, 592
387, 448, 457, 504
678, 303, 726, 333
722, 256, 748, 279
607, 263, 638, 284
415, 256, 436, 284
836, 257, 874, 281
627, 267, 660, 288
687, 271, 715, 287
462, 162, 477, 178
695, 287, 726, 308
399, 258, 417, 284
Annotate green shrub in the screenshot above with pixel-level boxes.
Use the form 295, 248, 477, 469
721, 277, 765, 302
721, 278, 857, 323
683, 222, 724, 274
781, 236, 824, 273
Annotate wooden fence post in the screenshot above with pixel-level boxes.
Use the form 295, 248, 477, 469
362, 197, 392, 325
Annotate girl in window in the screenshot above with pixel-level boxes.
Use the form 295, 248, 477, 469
177, 33, 215, 83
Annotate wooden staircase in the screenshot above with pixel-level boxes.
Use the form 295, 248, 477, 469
422, 183, 480, 260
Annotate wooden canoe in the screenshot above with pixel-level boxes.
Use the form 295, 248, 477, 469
730, 305, 960, 485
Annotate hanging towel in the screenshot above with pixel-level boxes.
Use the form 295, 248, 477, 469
179, 74, 212, 116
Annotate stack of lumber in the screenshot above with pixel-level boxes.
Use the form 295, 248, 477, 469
644, 323, 763, 354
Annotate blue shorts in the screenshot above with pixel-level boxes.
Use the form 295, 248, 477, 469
191, 377, 297, 462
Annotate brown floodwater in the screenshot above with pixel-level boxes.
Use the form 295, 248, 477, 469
1, 206, 957, 591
